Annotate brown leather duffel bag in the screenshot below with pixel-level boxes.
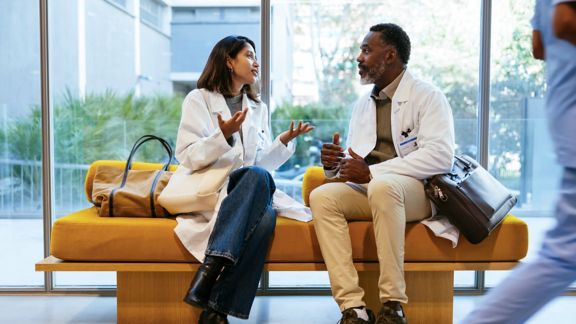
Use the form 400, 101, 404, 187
92, 135, 173, 218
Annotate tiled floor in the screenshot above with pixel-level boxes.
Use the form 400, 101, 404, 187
0, 294, 574, 324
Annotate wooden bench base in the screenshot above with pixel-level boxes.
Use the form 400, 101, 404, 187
115, 271, 453, 323
37, 257, 519, 324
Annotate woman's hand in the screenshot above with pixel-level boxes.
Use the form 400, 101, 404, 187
279, 120, 314, 145
217, 108, 248, 139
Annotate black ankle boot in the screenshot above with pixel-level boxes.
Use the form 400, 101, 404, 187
198, 308, 229, 324
184, 256, 227, 308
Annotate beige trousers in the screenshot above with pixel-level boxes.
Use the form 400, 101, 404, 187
309, 174, 431, 311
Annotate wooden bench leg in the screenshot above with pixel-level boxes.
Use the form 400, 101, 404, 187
117, 271, 201, 324
358, 270, 454, 324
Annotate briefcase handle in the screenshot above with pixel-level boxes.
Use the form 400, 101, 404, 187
453, 155, 481, 171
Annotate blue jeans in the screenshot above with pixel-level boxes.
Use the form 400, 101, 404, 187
462, 167, 576, 323
204, 166, 276, 319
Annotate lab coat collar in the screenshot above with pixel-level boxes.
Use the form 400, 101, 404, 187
203, 90, 259, 115
392, 68, 414, 107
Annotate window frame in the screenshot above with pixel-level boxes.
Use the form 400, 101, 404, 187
2, 0, 573, 297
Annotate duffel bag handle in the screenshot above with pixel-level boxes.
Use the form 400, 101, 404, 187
121, 135, 174, 187
108, 135, 174, 218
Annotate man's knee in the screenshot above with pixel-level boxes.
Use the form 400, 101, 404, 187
367, 178, 402, 202
309, 185, 328, 208
309, 183, 339, 216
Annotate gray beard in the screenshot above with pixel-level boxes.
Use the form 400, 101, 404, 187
359, 64, 387, 85
360, 77, 372, 85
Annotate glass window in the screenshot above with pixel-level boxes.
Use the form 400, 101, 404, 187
269, 0, 480, 288
8, 0, 560, 294
171, 5, 261, 94
485, 0, 550, 286
48, 0, 176, 287
107, 0, 129, 11
0, 0, 43, 288
45, 0, 261, 288
454, 271, 476, 289
140, 0, 167, 31
269, 272, 330, 288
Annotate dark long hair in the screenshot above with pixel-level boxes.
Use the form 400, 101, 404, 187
197, 35, 259, 102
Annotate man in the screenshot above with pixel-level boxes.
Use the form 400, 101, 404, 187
310, 23, 454, 324
462, 1, 576, 323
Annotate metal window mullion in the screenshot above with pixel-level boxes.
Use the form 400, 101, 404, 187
476, 0, 493, 292
478, 0, 492, 168
260, 0, 271, 106
259, 0, 272, 292
40, 0, 54, 292
259, 271, 270, 294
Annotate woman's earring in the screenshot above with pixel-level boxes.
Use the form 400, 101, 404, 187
229, 67, 233, 74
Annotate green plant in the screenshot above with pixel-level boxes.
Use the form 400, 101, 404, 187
3, 90, 183, 197
6, 90, 183, 165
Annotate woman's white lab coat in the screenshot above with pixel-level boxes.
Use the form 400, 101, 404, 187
167, 89, 296, 261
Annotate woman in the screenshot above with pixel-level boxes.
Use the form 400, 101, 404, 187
164, 35, 313, 323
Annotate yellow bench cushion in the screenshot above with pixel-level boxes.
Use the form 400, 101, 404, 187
49, 161, 527, 263
50, 208, 528, 263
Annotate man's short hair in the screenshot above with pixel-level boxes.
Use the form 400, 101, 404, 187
369, 23, 411, 64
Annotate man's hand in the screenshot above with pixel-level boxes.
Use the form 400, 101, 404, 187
217, 108, 248, 139
321, 132, 344, 170
279, 120, 314, 145
340, 148, 371, 183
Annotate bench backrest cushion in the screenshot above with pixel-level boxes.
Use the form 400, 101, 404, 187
301, 166, 344, 206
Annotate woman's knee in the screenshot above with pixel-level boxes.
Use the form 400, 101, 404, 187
244, 165, 270, 178
229, 166, 275, 195
258, 206, 277, 236
243, 166, 274, 185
